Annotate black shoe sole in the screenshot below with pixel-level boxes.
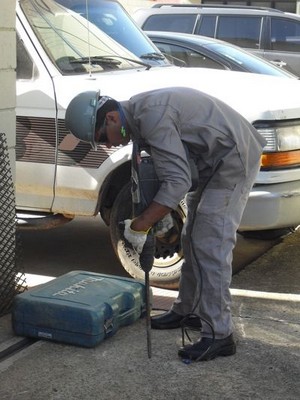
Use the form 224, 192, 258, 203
151, 317, 202, 330
151, 322, 182, 330
178, 343, 236, 361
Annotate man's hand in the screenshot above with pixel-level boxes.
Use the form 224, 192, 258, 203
153, 213, 174, 237
123, 219, 148, 254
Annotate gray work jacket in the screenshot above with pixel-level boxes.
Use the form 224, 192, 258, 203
122, 87, 266, 210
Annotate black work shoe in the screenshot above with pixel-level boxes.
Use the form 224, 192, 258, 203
178, 334, 236, 361
151, 310, 201, 330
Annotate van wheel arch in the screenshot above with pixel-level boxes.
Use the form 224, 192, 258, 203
99, 162, 131, 225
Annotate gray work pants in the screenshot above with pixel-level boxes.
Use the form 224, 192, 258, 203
172, 165, 260, 339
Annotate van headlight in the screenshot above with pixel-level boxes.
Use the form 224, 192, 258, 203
255, 122, 300, 169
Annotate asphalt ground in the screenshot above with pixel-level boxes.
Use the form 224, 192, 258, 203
0, 230, 299, 400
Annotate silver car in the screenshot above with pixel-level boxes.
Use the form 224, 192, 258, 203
146, 30, 298, 78
134, 4, 300, 77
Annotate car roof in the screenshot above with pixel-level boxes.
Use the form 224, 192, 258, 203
134, 4, 300, 19
151, 4, 281, 11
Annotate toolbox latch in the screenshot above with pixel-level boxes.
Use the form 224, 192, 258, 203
104, 318, 114, 335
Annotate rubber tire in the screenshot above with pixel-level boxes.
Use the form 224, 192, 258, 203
109, 183, 186, 289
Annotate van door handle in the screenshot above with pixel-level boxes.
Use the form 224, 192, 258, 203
271, 60, 287, 68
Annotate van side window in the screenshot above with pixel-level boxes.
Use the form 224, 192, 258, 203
270, 17, 300, 52
17, 34, 34, 79
143, 14, 197, 33
216, 16, 262, 48
196, 16, 216, 37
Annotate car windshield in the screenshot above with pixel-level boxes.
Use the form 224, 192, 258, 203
56, 0, 167, 65
20, 0, 147, 74
209, 42, 297, 78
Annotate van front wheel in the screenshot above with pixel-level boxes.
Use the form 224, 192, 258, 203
109, 183, 186, 289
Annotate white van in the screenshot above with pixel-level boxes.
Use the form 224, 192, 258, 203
16, 0, 300, 288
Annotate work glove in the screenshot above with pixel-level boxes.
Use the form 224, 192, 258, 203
123, 219, 148, 254
153, 213, 174, 237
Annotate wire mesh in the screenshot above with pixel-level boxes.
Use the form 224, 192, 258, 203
0, 132, 27, 316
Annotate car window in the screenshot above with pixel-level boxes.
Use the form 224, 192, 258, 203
270, 17, 300, 52
154, 41, 226, 70
196, 15, 216, 37
209, 42, 297, 77
216, 16, 262, 48
17, 34, 35, 80
142, 14, 197, 34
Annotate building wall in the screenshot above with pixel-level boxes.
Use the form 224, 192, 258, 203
0, 0, 16, 180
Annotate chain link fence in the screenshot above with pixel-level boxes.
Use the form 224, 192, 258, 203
0, 133, 27, 316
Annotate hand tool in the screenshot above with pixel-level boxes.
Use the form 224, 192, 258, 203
131, 141, 159, 358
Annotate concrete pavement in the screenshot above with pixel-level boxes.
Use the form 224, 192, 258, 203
0, 230, 299, 400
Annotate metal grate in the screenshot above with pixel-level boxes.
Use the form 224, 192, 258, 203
0, 133, 27, 316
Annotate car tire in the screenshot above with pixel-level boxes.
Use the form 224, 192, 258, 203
109, 183, 186, 289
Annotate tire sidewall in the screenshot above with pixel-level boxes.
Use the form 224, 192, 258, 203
110, 183, 186, 289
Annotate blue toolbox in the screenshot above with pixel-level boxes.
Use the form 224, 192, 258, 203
12, 271, 148, 347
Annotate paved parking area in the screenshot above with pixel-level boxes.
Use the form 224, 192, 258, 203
0, 230, 299, 400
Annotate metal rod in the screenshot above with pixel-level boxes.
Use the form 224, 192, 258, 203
145, 271, 152, 359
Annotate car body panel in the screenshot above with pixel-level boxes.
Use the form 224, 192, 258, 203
242, 179, 300, 230
16, 16, 57, 210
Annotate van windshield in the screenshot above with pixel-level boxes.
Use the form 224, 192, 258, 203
20, 0, 146, 74
56, 0, 167, 65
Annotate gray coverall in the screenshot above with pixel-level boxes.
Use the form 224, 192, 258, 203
122, 87, 266, 339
